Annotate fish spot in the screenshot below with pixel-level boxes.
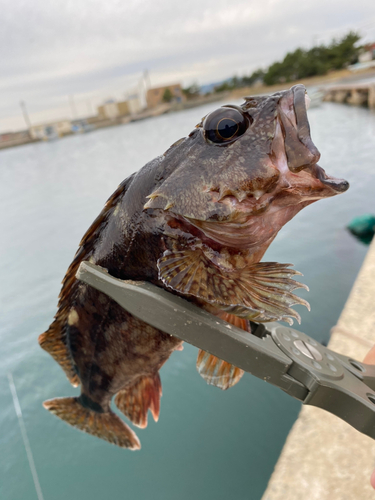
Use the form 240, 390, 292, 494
113, 204, 120, 216
67, 326, 83, 355
95, 332, 108, 354
68, 309, 79, 325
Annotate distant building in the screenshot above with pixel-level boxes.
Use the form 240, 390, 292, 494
127, 94, 142, 115
146, 83, 185, 108
0, 130, 28, 143
97, 96, 142, 120
98, 100, 120, 120
0, 130, 31, 149
350, 43, 375, 72
359, 43, 375, 63
29, 120, 71, 140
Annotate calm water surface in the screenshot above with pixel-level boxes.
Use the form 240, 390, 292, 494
1, 101, 375, 500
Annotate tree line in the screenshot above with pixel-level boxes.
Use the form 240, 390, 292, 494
184, 31, 361, 96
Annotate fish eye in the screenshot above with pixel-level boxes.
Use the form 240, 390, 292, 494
203, 107, 249, 145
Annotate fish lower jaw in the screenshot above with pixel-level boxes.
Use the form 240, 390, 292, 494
312, 164, 349, 193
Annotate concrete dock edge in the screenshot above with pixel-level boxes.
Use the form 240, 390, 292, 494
262, 238, 375, 500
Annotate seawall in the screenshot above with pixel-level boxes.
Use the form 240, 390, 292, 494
262, 237, 375, 499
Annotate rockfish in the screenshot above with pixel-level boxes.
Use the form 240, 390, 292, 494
39, 85, 349, 449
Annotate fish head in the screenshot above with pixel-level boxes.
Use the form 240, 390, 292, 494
144, 84, 349, 249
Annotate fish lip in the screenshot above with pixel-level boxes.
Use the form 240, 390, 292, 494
285, 85, 349, 194
311, 164, 350, 193
291, 84, 320, 161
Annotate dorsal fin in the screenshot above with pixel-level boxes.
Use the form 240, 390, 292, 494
39, 174, 135, 386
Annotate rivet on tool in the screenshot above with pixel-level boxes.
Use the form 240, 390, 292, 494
293, 340, 323, 361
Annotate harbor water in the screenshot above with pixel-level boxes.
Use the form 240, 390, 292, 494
1, 100, 375, 500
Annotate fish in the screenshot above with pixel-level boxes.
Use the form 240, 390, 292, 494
39, 84, 349, 449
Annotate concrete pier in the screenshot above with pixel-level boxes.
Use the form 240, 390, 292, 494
262, 238, 375, 500
324, 83, 375, 109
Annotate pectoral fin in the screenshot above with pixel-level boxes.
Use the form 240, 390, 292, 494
157, 249, 309, 325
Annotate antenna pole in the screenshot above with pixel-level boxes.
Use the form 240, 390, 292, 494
69, 95, 77, 119
20, 100, 32, 131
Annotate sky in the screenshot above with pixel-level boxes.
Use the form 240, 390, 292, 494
1, 0, 375, 132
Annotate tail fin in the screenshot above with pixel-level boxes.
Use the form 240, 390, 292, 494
43, 397, 140, 450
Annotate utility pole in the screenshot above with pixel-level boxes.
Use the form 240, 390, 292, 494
86, 98, 93, 117
69, 95, 77, 119
20, 100, 32, 132
143, 70, 151, 108
137, 77, 146, 108
144, 69, 151, 91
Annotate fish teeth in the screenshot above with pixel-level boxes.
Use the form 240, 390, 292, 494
218, 187, 232, 201
235, 191, 248, 202
253, 190, 264, 200
217, 188, 248, 203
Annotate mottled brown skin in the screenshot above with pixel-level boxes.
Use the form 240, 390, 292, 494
66, 167, 184, 411
40, 85, 348, 448
42, 164, 185, 424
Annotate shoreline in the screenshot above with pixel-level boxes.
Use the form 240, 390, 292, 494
1, 67, 374, 151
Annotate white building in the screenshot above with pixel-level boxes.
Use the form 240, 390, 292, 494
97, 96, 143, 120
29, 120, 71, 140
127, 94, 142, 115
